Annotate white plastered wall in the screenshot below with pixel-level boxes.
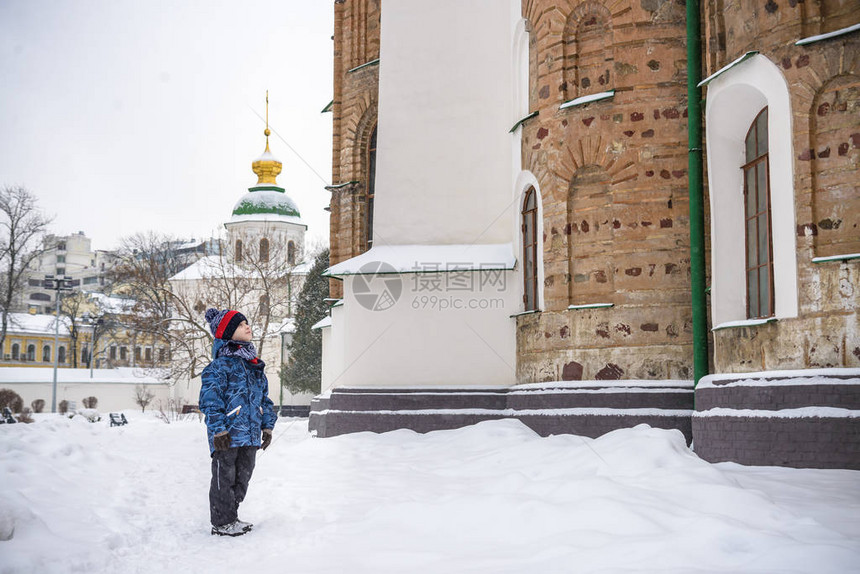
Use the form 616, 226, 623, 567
324, 0, 521, 388
373, 0, 519, 245
704, 55, 799, 326
336, 270, 519, 387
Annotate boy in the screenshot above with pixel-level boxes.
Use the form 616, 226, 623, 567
200, 308, 277, 537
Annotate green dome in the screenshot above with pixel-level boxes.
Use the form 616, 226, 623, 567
230, 186, 302, 222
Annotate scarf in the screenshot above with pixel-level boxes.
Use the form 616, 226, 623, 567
218, 340, 264, 367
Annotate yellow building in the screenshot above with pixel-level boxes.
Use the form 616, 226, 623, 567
1, 313, 74, 368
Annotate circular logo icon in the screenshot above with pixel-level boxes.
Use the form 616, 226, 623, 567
353, 261, 402, 311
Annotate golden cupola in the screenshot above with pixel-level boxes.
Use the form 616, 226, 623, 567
230, 92, 302, 223
251, 91, 282, 185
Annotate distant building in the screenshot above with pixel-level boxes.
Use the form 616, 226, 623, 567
22, 231, 118, 314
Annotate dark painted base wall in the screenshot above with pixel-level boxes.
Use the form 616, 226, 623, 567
692, 372, 860, 470
310, 383, 694, 444
693, 416, 860, 469
310, 371, 860, 470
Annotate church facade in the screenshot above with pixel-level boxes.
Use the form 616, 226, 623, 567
170, 118, 313, 411
317, 0, 859, 468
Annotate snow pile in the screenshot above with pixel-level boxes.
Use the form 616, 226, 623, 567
1, 416, 858, 573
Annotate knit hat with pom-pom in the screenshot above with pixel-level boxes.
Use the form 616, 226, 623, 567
205, 308, 247, 340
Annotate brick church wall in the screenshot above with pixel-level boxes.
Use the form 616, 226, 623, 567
328, 0, 381, 300
706, 0, 860, 373
517, 0, 696, 382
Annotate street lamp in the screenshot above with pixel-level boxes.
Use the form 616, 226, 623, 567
81, 311, 105, 379
44, 274, 73, 413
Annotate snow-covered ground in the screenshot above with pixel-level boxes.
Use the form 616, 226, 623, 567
1, 413, 859, 574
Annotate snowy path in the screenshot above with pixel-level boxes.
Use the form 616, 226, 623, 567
1, 413, 859, 573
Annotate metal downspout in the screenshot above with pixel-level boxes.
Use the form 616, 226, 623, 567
687, 0, 709, 386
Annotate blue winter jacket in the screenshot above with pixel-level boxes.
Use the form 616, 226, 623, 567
200, 339, 277, 454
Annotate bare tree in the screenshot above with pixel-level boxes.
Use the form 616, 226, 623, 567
0, 186, 53, 350
111, 230, 303, 383
58, 291, 87, 368
134, 385, 155, 412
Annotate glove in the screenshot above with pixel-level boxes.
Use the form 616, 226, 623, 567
213, 431, 232, 451
261, 429, 273, 450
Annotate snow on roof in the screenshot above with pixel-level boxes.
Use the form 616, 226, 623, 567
168, 255, 309, 282
267, 317, 296, 336
325, 243, 517, 277
311, 316, 332, 330
88, 292, 136, 314
231, 189, 301, 219
254, 150, 280, 163
6, 313, 71, 336
168, 255, 230, 282
0, 367, 168, 385
291, 260, 313, 275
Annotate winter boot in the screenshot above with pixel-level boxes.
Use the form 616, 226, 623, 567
235, 519, 253, 532
211, 521, 248, 537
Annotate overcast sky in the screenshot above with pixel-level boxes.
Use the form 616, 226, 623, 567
0, 0, 333, 252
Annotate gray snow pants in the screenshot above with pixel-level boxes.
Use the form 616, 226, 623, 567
209, 446, 257, 527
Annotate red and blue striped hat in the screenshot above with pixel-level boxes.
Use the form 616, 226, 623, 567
204, 308, 247, 340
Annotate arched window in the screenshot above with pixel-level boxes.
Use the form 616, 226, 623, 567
11, 343, 19, 360
259, 294, 270, 316
235, 239, 243, 262
704, 54, 798, 326
58, 346, 66, 364
522, 187, 539, 311
42, 345, 51, 362
287, 241, 296, 265
27, 344, 35, 361
30, 292, 50, 301
744, 108, 773, 319
81, 345, 89, 365
259, 238, 269, 263
366, 125, 377, 251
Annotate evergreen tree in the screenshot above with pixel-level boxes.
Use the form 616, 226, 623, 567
280, 248, 329, 395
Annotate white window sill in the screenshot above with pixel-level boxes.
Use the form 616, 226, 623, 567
712, 317, 777, 331
510, 309, 541, 318
812, 253, 860, 263
568, 303, 614, 310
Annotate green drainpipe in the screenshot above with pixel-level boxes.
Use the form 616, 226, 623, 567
687, 0, 709, 386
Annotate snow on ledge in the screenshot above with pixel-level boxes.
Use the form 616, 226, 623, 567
697, 368, 860, 389
712, 317, 777, 331
227, 213, 306, 227
811, 252, 860, 263
694, 407, 860, 419
516, 379, 694, 390
317, 407, 693, 417
559, 90, 615, 110
796, 23, 860, 46
312, 316, 332, 330
324, 243, 516, 277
